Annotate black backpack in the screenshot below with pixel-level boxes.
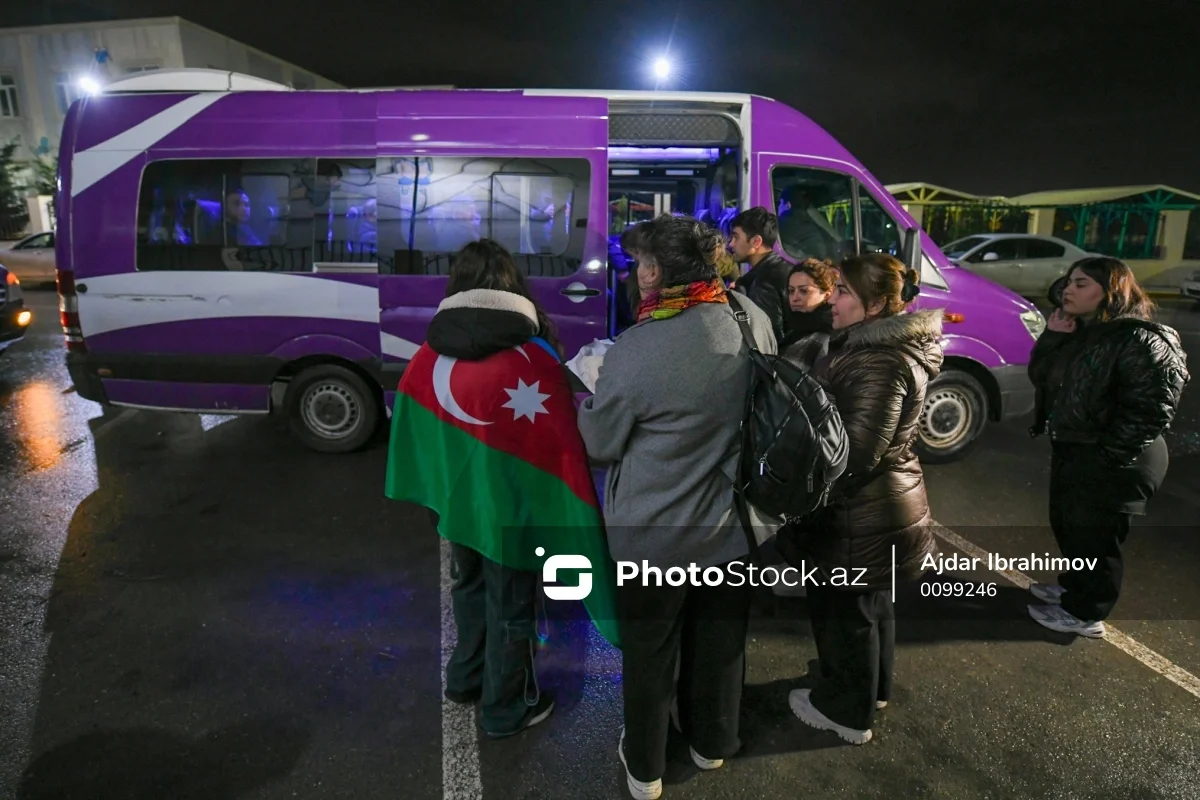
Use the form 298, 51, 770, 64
727, 293, 849, 535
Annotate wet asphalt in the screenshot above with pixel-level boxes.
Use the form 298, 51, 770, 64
2, 289, 1199, 800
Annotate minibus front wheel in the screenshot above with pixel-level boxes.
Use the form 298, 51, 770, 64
284, 363, 380, 453
915, 369, 989, 464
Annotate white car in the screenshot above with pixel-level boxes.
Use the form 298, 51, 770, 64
1181, 270, 1200, 307
942, 233, 1091, 298
0, 231, 57, 286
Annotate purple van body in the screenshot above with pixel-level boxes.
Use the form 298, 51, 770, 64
56, 83, 1039, 457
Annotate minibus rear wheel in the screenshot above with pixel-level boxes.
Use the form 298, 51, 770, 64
284, 364, 380, 453
914, 369, 988, 464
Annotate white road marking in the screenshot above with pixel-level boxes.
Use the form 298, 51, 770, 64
440, 538, 483, 800
932, 522, 1200, 702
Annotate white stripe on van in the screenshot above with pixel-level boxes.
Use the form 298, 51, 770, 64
71, 93, 226, 197
75, 271, 381, 337
381, 332, 421, 361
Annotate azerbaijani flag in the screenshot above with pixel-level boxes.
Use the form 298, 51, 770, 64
384, 336, 620, 647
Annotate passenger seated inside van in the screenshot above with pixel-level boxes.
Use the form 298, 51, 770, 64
778, 185, 841, 261
195, 189, 264, 247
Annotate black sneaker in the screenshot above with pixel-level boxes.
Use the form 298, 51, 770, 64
485, 693, 555, 738
444, 687, 481, 705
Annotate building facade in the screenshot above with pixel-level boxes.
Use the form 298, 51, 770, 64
0, 16, 341, 163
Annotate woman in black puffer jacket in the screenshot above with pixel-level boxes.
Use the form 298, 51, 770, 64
1027, 257, 1189, 639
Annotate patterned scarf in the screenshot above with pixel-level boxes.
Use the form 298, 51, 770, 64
636, 278, 729, 323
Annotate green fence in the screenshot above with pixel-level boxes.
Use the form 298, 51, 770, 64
921, 203, 1031, 246
1052, 204, 1167, 260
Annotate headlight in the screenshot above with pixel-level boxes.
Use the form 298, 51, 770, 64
6, 278, 21, 302
1020, 309, 1045, 340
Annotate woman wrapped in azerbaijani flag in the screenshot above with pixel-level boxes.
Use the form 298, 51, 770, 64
384, 239, 619, 739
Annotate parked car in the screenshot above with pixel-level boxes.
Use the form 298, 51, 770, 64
942, 233, 1091, 298
0, 231, 57, 286
0, 265, 32, 358
1181, 269, 1200, 308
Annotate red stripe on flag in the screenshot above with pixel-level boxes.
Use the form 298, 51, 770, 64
398, 343, 600, 509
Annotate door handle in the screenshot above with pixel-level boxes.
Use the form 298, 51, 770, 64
560, 287, 600, 297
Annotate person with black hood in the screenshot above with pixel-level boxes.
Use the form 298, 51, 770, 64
386, 239, 601, 738
781, 257, 837, 370
728, 207, 794, 345
1027, 256, 1189, 639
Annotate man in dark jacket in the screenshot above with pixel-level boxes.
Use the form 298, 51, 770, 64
729, 207, 794, 345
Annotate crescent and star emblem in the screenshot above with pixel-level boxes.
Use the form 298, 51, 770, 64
432, 353, 552, 426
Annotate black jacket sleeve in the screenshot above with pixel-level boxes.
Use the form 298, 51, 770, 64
1028, 329, 1073, 386
742, 264, 788, 344
1100, 328, 1189, 466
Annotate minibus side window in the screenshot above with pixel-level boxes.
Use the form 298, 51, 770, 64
857, 187, 902, 257
136, 158, 315, 273
771, 167, 856, 262
311, 159, 377, 266
771, 167, 905, 262
374, 156, 589, 278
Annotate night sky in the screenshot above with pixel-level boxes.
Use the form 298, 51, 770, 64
5, 0, 1197, 197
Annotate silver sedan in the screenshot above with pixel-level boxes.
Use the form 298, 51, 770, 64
942, 233, 1093, 298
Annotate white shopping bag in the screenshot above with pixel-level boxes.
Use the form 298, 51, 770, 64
565, 338, 614, 393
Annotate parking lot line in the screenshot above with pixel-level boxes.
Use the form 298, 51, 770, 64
932, 522, 1200, 701
440, 538, 483, 800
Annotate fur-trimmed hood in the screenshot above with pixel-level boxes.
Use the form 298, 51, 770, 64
426, 288, 541, 361
835, 308, 945, 377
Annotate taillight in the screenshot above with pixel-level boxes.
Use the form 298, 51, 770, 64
56, 270, 86, 353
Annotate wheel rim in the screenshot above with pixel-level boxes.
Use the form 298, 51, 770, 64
920, 387, 974, 450
301, 381, 362, 440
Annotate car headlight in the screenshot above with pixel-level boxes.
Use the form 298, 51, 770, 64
1020, 309, 1045, 340
4, 272, 21, 302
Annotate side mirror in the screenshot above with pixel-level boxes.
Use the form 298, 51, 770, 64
982, 251, 1001, 262
902, 227, 921, 273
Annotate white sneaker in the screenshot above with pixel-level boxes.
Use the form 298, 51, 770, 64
689, 746, 724, 770
1028, 604, 1106, 638
788, 688, 872, 745
617, 728, 663, 800
875, 700, 887, 710
1030, 583, 1066, 604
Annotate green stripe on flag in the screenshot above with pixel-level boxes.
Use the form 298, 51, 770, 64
386, 395, 621, 647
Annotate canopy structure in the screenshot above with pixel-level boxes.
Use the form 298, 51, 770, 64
888, 182, 1200, 263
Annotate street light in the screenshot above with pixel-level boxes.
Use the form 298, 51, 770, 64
77, 76, 102, 96
653, 57, 671, 82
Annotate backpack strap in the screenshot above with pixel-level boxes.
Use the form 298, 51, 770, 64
726, 293, 758, 354
726, 293, 766, 567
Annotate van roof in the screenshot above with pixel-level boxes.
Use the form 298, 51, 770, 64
99, 68, 767, 105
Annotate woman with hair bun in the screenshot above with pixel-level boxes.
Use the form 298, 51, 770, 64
781, 253, 942, 746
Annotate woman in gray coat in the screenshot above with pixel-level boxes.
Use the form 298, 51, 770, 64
577, 215, 777, 800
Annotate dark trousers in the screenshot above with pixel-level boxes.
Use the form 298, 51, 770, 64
807, 583, 894, 732
617, 562, 752, 782
445, 541, 542, 734
1047, 439, 1167, 622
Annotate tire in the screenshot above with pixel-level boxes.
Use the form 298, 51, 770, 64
283, 364, 380, 453
914, 369, 989, 464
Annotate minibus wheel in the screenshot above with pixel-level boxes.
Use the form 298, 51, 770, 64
284, 364, 379, 453
915, 370, 988, 464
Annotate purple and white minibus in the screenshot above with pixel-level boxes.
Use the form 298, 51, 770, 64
56, 69, 1044, 460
